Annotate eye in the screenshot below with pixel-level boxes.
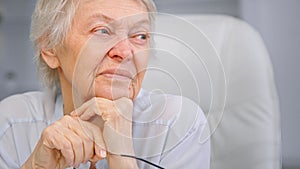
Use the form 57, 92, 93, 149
130, 32, 150, 45
136, 34, 148, 40
98, 28, 109, 34
93, 27, 110, 35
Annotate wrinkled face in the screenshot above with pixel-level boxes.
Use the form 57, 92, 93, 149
56, 0, 151, 106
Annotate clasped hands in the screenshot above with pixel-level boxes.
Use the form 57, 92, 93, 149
22, 97, 137, 169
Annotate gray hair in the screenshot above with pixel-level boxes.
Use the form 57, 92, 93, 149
30, 0, 157, 94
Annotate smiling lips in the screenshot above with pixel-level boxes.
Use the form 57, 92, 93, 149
98, 69, 135, 81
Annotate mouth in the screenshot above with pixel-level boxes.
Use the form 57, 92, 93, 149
98, 69, 134, 81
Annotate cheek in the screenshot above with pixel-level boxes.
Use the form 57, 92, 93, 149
132, 58, 149, 98
137, 71, 146, 83
71, 41, 109, 101
133, 71, 146, 97
134, 49, 150, 72
74, 40, 149, 100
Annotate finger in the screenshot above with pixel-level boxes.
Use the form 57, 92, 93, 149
100, 97, 133, 122
62, 116, 88, 167
58, 156, 68, 169
42, 126, 75, 167
114, 97, 133, 119
70, 97, 96, 117
73, 118, 96, 163
82, 121, 107, 159
54, 123, 84, 167
115, 97, 133, 108
71, 98, 104, 121
79, 106, 103, 121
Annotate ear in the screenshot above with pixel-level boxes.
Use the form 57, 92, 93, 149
41, 48, 60, 69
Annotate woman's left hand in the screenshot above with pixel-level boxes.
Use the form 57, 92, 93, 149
70, 97, 138, 169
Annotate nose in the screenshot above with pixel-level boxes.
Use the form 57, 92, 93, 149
108, 38, 133, 62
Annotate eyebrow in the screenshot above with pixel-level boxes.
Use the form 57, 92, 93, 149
87, 13, 150, 28
87, 13, 115, 26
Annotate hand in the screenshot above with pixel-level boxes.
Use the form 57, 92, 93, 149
21, 116, 106, 169
71, 97, 138, 169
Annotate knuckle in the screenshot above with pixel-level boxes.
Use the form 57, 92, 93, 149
52, 121, 61, 127
72, 137, 83, 147
62, 115, 73, 121
62, 141, 72, 150
121, 97, 133, 105
92, 97, 98, 104
41, 127, 52, 138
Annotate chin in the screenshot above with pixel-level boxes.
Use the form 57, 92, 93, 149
94, 85, 134, 100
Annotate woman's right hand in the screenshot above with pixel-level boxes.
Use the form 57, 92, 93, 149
21, 115, 107, 169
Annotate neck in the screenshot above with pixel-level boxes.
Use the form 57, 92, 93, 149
58, 70, 74, 115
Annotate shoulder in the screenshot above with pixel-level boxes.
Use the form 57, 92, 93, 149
1, 91, 52, 107
0, 91, 55, 116
0, 91, 57, 167
0, 91, 56, 134
132, 89, 209, 160
134, 89, 206, 126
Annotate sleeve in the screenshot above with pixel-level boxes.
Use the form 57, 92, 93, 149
159, 98, 211, 169
0, 156, 11, 169
0, 137, 20, 169
0, 95, 30, 169
0, 126, 23, 169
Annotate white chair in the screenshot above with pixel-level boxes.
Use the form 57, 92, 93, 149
142, 14, 281, 169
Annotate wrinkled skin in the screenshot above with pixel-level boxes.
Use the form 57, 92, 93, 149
22, 97, 135, 168
21, 0, 150, 168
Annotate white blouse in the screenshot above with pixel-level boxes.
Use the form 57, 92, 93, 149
0, 89, 210, 169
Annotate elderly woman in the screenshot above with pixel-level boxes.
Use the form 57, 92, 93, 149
0, 0, 210, 168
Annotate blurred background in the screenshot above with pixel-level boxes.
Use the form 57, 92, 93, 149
0, 0, 299, 168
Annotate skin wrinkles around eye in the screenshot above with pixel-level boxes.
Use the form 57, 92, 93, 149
129, 32, 150, 46
85, 12, 150, 38
90, 25, 149, 46
128, 22, 151, 45
91, 25, 114, 37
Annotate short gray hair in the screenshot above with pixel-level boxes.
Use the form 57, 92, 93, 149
30, 0, 157, 94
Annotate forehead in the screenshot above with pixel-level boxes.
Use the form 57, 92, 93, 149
76, 0, 148, 20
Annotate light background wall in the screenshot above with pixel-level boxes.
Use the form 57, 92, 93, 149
0, 0, 40, 99
0, 0, 299, 168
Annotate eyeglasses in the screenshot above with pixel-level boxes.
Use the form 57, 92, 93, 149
83, 153, 165, 169
119, 154, 165, 169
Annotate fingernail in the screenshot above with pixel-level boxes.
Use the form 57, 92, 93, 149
70, 111, 78, 116
100, 150, 107, 158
